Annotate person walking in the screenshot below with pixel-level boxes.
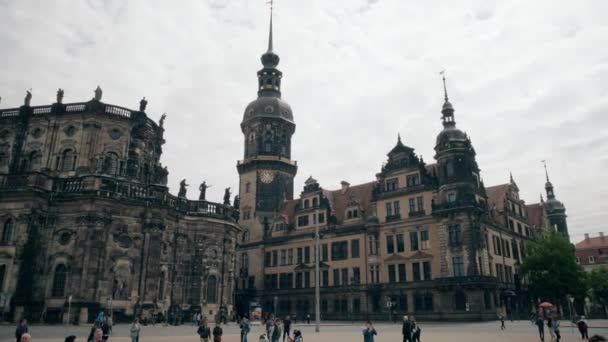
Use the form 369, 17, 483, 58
283, 316, 291, 342
500, 315, 506, 330
266, 319, 274, 338
411, 318, 421, 342
553, 316, 561, 342
101, 317, 111, 342
15, 319, 28, 342
547, 317, 555, 341
130, 318, 141, 342
198, 321, 211, 342
292, 330, 303, 342
402, 315, 412, 342
19, 334, 31, 342
240, 317, 250, 342
578, 316, 590, 340
362, 321, 377, 342
270, 320, 283, 342
536, 316, 545, 342
212, 323, 223, 342
90, 328, 103, 342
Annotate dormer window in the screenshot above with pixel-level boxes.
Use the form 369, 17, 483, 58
312, 197, 318, 207
386, 178, 398, 191
304, 199, 310, 209
406, 174, 420, 187
297, 215, 309, 227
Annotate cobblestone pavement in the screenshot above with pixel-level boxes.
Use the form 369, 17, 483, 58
1, 320, 607, 342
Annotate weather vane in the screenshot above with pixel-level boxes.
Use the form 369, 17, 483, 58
541, 160, 549, 181
440, 70, 448, 101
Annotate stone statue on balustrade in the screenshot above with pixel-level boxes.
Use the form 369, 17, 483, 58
24, 89, 32, 107
199, 181, 212, 200
223, 187, 231, 205
139, 97, 148, 112
157, 164, 169, 185
56, 88, 64, 104
178, 179, 189, 198
94, 86, 103, 101
233, 195, 240, 209
159, 113, 166, 129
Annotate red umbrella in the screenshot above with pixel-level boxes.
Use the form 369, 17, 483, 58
539, 302, 554, 308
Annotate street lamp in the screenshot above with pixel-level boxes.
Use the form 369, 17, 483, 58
314, 224, 321, 333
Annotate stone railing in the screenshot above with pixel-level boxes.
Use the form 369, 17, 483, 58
0, 101, 139, 121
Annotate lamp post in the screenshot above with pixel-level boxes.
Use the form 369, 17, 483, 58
314, 224, 321, 333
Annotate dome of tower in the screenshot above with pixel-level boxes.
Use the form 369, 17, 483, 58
242, 96, 294, 124
435, 125, 467, 148
545, 197, 565, 211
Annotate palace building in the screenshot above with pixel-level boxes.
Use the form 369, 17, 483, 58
233, 14, 569, 321
0, 90, 240, 323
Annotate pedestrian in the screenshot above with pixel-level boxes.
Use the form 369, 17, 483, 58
65, 336, 77, 342
198, 320, 211, 342
536, 316, 545, 342
212, 323, 223, 342
283, 316, 292, 342
101, 318, 111, 342
411, 318, 421, 342
547, 317, 555, 341
553, 316, 561, 342
130, 318, 141, 342
96, 312, 105, 325
20, 334, 31, 342
578, 316, 590, 340
402, 315, 412, 342
499, 315, 506, 330
271, 320, 283, 342
362, 321, 377, 342
306, 314, 310, 324
240, 317, 250, 342
106, 315, 113, 334
89, 328, 103, 342
590, 335, 606, 342
266, 318, 274, 337
292, 330, 303, 342
293, 314, 297, 325
15, 319, 28, 342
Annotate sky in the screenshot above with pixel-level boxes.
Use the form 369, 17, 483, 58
0, 0, 607, 242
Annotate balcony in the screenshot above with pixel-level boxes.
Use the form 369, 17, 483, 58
408, 210, 426, 218
385, 214, 402, 222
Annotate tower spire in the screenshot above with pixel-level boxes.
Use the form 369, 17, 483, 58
267, 0, 274, 52
439, 70, 455, 127
441, 70, 449, 102
542, 160, 550, 182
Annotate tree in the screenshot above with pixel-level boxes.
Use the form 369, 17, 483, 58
587, 266, 608, 315
521, 232, 587, 307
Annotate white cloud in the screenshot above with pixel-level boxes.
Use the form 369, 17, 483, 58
1, 0, 607, 242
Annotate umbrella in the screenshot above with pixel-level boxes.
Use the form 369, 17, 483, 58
539, 302, 554, 308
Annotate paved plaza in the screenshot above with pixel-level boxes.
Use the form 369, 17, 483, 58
1, 320, 607, 342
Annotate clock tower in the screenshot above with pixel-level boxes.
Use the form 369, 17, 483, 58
237, 11, 297, 242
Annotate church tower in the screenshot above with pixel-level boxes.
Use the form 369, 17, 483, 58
542, 164, 568, 236
237, 10, 297, 242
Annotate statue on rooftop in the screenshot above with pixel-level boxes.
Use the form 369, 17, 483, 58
199, 181, 212, 201
178, 178, 188, 198
139, 97, 148, 112
56, 88, 64, 104
159, 113, 166, 128
223, 187, 231, 205
24, 89, 32, 107
94, 86, 102, 101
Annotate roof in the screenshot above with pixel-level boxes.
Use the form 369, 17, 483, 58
485, 183, 510, 210
575, 236, 608, 250
526, 203, 544, 227
425, 163, 437, 176
278, 199, 299, 224
323, 181, 376, 224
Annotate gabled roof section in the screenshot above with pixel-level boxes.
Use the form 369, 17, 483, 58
485, 183, 510, 210
323, 181, 376, 224
526, 203, 544, 227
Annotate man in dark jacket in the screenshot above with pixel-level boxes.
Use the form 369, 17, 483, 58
270, 320, 282, 342
240, 318, 250, 342
197, 321, 211, 342
283, 316, 291, 342
15, 319, 28, 342
402, 315, 412, 342
212, 323, 223, 342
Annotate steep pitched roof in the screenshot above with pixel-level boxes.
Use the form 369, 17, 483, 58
323, 181, 376, 224
526, 203, 544, 227
485, 183, 510, 210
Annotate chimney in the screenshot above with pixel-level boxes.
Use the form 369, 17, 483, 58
600, 232, 605, 239
341, 181, 350, 194
584, 233, 590, 240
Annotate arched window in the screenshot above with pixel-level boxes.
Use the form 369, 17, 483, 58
454, 290, 467, 311
58, 149, 76, 171
2, 219, 14, 244
312, 198, 318, 207
242, 230, 250, 243
103, 152, 119, 175
304, 199, 309, 209
241, 253, 249, 272
206, 275, 217, 304
51, 264, 68, 297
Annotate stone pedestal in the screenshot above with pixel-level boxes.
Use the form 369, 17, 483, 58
79, 307, 89, 324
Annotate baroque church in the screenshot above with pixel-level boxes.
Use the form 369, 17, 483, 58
0, 12, 568, 323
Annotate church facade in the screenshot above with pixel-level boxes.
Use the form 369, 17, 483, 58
0, 90, 240, 323
234, 17, 569, 321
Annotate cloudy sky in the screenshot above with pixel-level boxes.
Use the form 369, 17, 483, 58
1, 0, 606, 241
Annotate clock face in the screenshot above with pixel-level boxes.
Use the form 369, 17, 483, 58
259, 170, 275, 184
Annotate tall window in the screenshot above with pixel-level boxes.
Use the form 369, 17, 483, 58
454, 290, 467, 311
446, 160, 455, 178
351, 239, 360, 258
0, 265, 5, 291
58, 149, 76, 171
341, 268, 348, 286
386, 202, 393, 216
158, 272, 165, 299
280, 250, 286, 266
27, 151, 41, 171
448, 225, 462, 246
398, 264, 406, 283
322, 270, 329, 287
287, 249, 294, 265
410, 231, 419, 251
2, 219, 14, 244
416, 196, 424, 212
322, 244, 328, 261
396, 234, 405, 253
333, 269, 340, 286
452, 256, 465, 277
420, 230, 429, 250
304, 247, 311, 263
206, 275, 218, 303
406, 174, 419, 187
408, 198, 416, 213
386, 235, 395, 254
331, 241, 348, 261
264, 252, 271, 267
423, 261, 432, 280
352, 267, 360, 284
297, 248, 303, 264
370, 264, 380, 283
393, 201, 400, 215
104, 152, 120, 175
241, 253, 249, 271
242, 230, 250, 243
368, 235, 378, 255
51, 264, 67, 297
412, 262, 421, 281
388, 265, 396, 283
386, 178, 398, 191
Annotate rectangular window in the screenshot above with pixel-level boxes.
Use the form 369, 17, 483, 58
512, 240, 519, 260
304, 271, 310, 288
304, 246, 311, 263
393, 201, 400, 215
331, 241, 348, 261
386, 202, 393, 216
265, 252, 271, 267
396, 234, 405, 253
423, 261, 432, 280
298, 215, 309, 227
353, 298, 361, 313
388, 265, 396, 283
386, 178, 398, 191
421, 230, 429, 250
272, 250, 278, 267
447, 192, 456, 202
297, 248, 303, 264
353, 267, 360, 284
322, 270, 329, 287
341, 268, 348, 285
333, 269, 340, 286
369, 235, 378, 255
517, 223, 522, 235
412, 262, 421, 281
322, 244, 328, 261
448, 225, 462, 246
409, 198, 416, 213
370, 265, 380, 283
503, 240, 511, 258
589, 256, 596, 264
398, 264, 406, 283
453, 256, 464, 277
509, 220, 514, 230
406, 174, 419, 187
280, 250, 286, 266
410, 231, 419, 251
318, 213, 325, 224
351, 239, 360, 258
417, 196, 424, 212
287, 249, 294, 265
386, 235, 395, 254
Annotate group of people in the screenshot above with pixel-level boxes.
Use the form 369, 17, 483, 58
260, 316, 302, 342
196, 318, 223, 342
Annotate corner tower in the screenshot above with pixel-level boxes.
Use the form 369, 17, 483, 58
543, 163, 568, 236
237, 10, 297, 241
